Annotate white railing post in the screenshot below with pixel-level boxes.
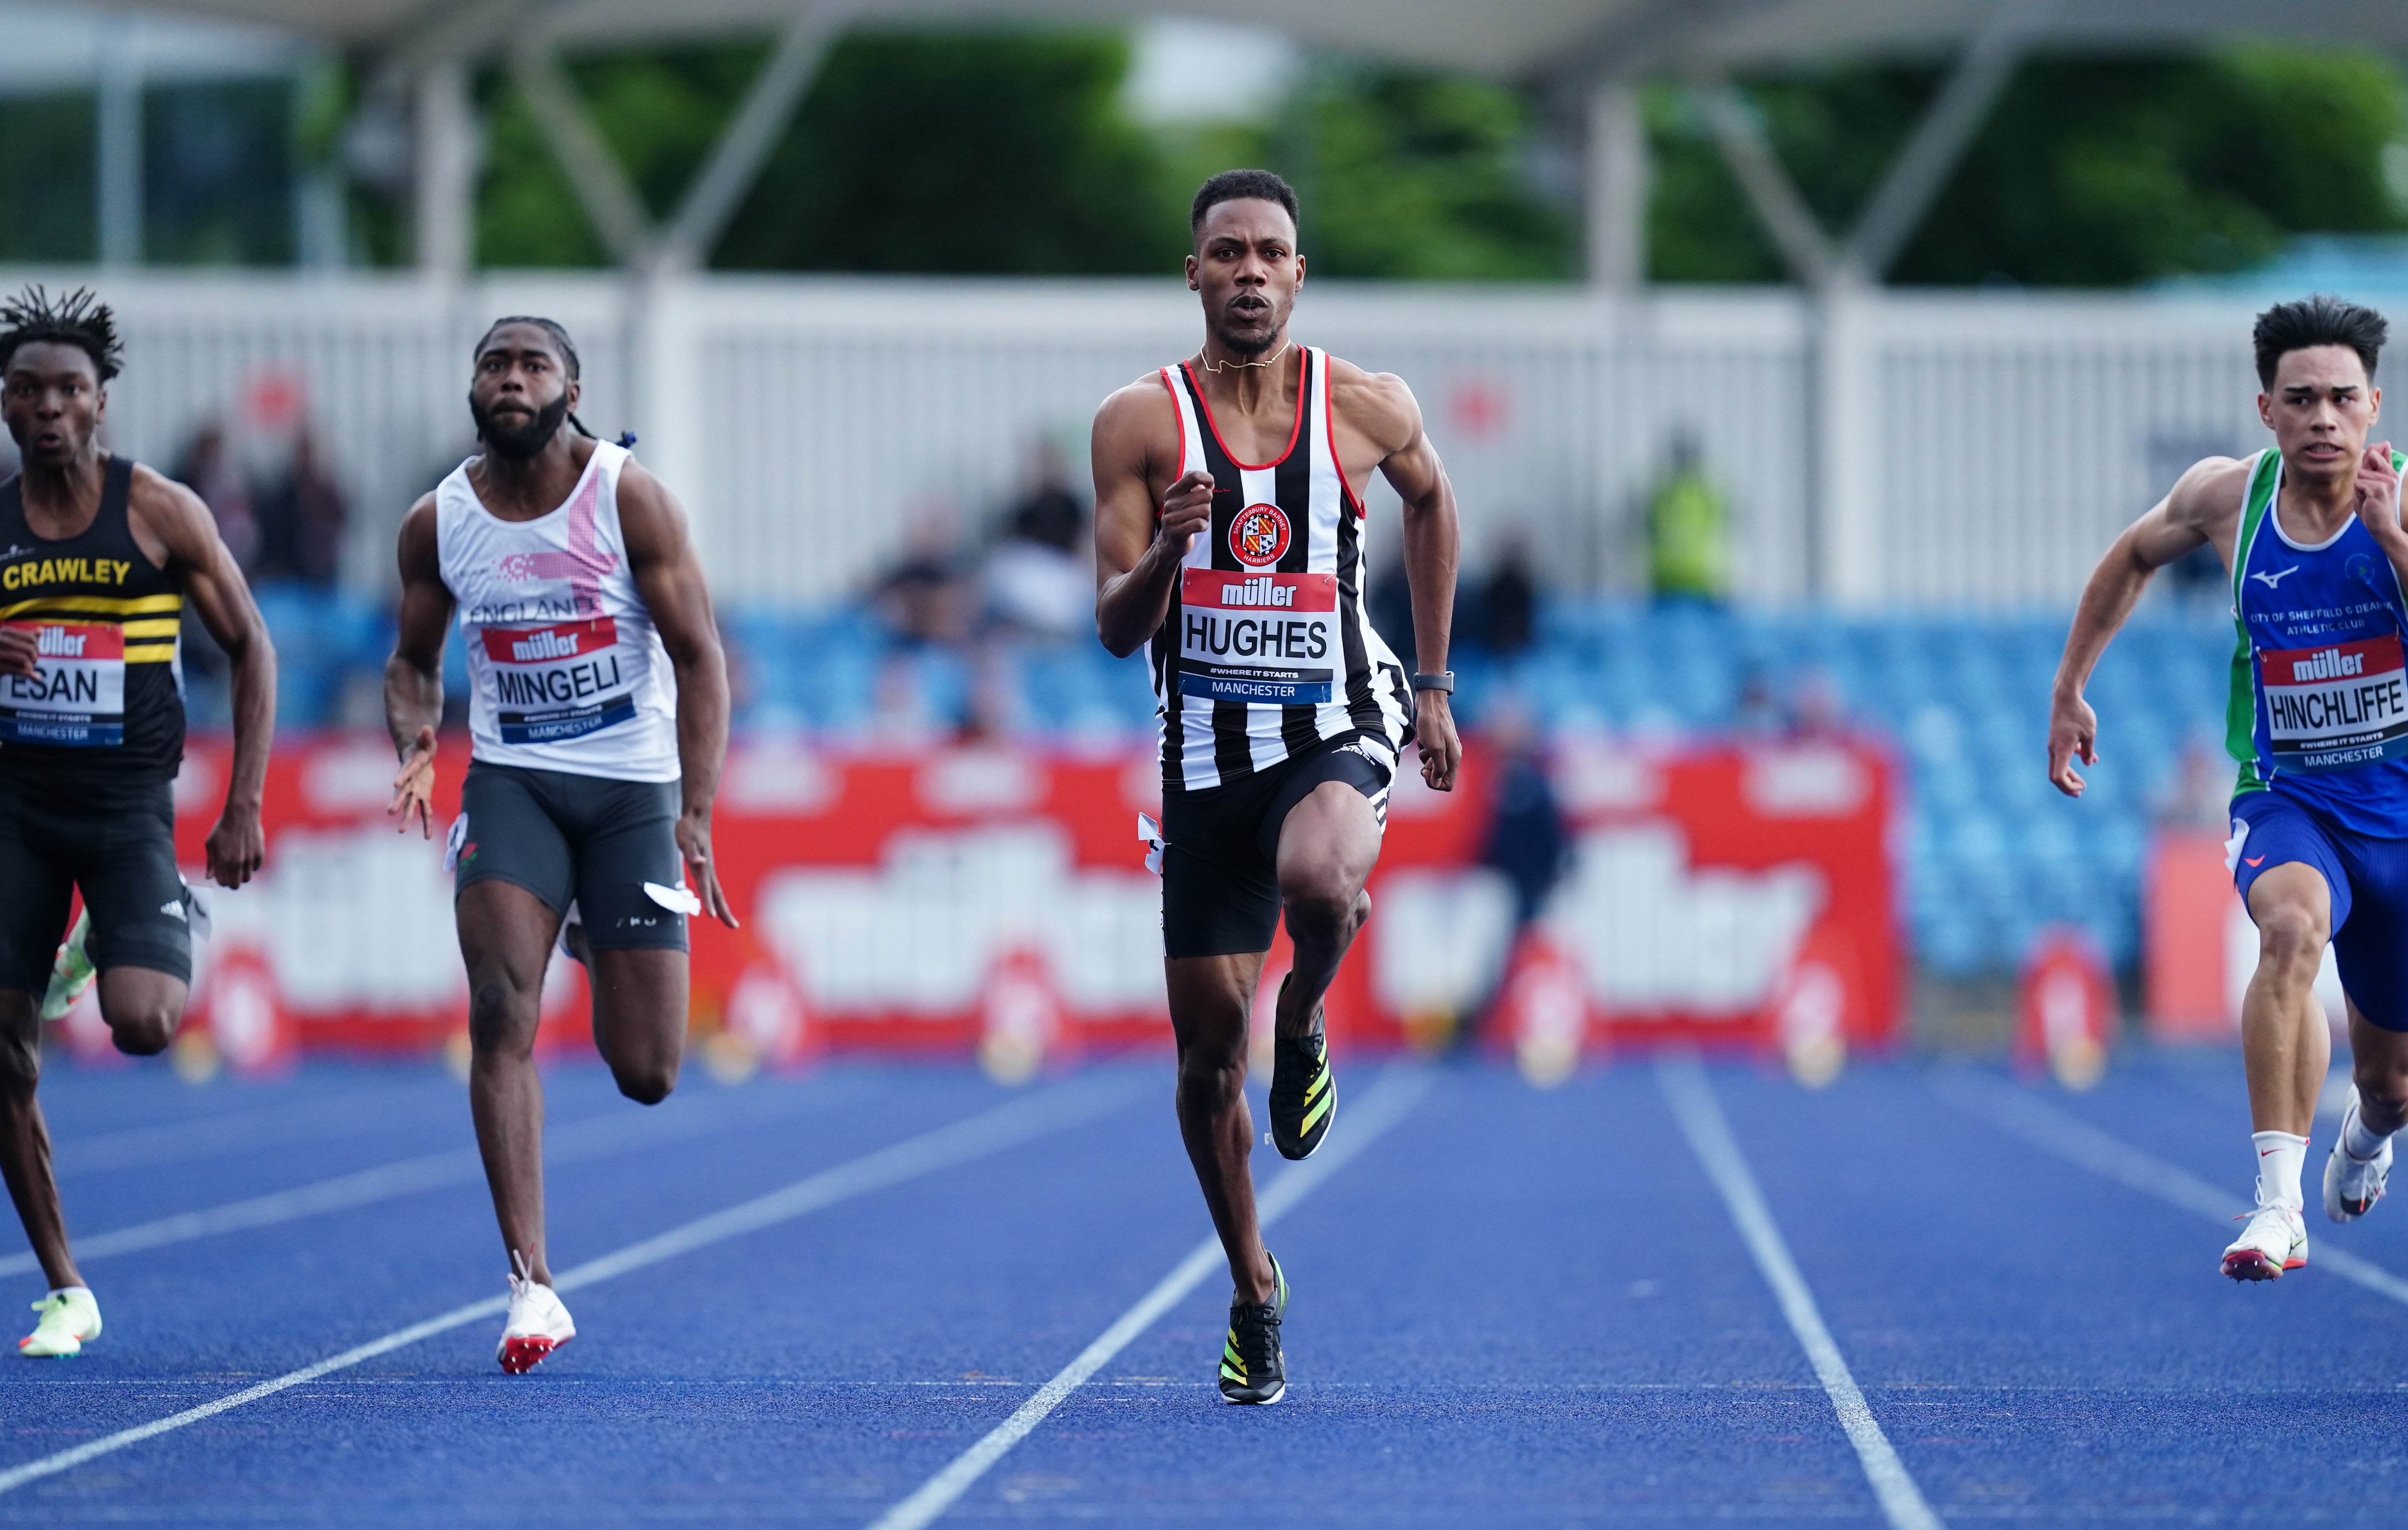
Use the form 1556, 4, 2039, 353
1811, 277, 1883, 608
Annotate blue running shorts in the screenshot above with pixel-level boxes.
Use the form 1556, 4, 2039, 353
2230, 789, 2408, 1031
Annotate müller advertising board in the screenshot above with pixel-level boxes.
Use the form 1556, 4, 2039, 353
133, 732, 1900, 1065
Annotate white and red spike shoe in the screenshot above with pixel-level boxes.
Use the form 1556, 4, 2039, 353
497, 1257, 575, 1374
2221, 1204, 2308, 1282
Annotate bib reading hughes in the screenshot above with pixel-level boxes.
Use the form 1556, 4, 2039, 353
0, 456, 184, 784
2228, 445, 2408, 834
435, 440, 678, 782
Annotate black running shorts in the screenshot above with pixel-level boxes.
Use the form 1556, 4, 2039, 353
0, 773, 191, 994
453, 762, 689, 953
1160, 732, 1396, 960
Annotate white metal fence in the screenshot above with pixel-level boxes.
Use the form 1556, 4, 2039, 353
0, 267, 2300, 609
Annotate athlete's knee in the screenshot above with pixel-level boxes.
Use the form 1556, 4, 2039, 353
466, 977, 541, 1054
611, 1061, 676, 1106
2354, 1050, 2408, 1117
2254, 902, 2328, 980
1279, 867, 1367, 942
1175, 1035, 1247, 1111
105, 1006, 177, 1057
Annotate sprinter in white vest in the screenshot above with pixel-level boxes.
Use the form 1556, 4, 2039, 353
385, 317, 736, 1374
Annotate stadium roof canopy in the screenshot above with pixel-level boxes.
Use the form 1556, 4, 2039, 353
87, 0, 2408, 289
95, 0, 2408, 80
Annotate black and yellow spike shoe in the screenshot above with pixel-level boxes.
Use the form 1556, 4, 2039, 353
1267, 976, 1335, 1160
1218, 1251, 1289, 1405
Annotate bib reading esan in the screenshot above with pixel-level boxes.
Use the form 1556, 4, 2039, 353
0, 621, 127, 745
435, 441, 679, 783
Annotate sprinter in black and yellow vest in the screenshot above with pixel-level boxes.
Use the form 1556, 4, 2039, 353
0, 289, 275, 1359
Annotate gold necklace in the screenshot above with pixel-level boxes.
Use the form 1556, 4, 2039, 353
1198, 340, 1292, 375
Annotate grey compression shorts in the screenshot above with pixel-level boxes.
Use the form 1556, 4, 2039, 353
452, 761, 690, 953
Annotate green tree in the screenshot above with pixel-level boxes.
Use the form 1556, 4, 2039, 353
1169, 63, 1574, 281
477, 30, 1178, 274
1648, 46, 2408, 286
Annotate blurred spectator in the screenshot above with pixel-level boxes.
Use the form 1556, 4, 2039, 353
872, 505, 973, 647
1787, 664, 1851, 740
1476, 534, 1537, 658
2155, 734, 2235, 833
983, 444, 1090, 640
1734, 666, 1785, 738
1472, 695, 1570, 1038
250, 431, 348, 585
1646, 431, 1729, 603
171, 422, 258, 570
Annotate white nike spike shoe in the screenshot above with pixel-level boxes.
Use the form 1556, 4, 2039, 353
2222, 1204, 2309, 1282
2324, 1087, 2394, 1224
19, 1288, 101, 1358
497, 1258, 575, 1374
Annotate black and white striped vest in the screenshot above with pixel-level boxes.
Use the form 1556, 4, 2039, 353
1149, 346, 1413, 792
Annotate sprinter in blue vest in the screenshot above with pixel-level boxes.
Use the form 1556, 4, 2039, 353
2054, 294, 2408, 1281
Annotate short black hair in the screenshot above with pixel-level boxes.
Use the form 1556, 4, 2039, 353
1190, 169, 1299, 240
476, 315, 580, 380
0, 286, 123, 383
2253, 294, 2387, 388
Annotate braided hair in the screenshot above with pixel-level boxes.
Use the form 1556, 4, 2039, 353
0, 286, 124, 382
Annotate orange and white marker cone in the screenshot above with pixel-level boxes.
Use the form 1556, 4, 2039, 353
1499, 929, 1591, 1088
2021, 925, 2114, 1090
978, 946, 1065, 1086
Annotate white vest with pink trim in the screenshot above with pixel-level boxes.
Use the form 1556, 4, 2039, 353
434, 441, 679, 782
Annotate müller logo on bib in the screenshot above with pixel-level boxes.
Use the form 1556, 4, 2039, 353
1229, 504, 1291, 567
482, 616, 618, 665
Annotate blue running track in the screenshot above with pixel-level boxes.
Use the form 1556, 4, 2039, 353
5, 1050, 2407, 1526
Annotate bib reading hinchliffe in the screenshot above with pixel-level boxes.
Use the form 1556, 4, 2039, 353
2229, 445, 2408, 834
435, 440, 679, 783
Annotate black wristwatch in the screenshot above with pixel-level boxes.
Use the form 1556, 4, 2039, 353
1410, 671, 1455, 695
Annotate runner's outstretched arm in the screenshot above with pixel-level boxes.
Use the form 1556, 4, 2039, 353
1094, 378, 1211, 658
2049, 457, 2245, 798
1352, 370, 1461, 792
133, 465, 275, 888
386, 495, 451, 838
617, 462, 737, 929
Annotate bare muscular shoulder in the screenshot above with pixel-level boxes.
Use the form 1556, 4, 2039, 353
1324, 354, 1419, 457
1093, 371, 1182, 495
125, 460, 220, 571
2165, 455, 2255, 537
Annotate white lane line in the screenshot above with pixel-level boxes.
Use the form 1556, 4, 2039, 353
0, 1077, 845, 1278
1932, 1069, 2408, 1308
868, 1064, 1436, 1530
1657, 1056, 1946, 1530
0, 1072, 1145, 1498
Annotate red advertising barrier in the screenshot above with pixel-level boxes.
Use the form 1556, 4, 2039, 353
161, 732, 1899, 1059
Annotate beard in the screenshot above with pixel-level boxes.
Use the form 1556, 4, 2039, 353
470, 392, 569, 460
1211, 294, 1288, 357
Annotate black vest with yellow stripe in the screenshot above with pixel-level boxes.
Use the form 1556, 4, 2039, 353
0, 456, 185, 785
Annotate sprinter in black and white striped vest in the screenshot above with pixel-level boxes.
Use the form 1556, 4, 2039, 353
1094, 169, 1462, 1405
0, 287, 277, 1361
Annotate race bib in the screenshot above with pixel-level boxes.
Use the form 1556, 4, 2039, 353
0, 621, 125, 746
1178, 570, 1337, 705
2260, 634, 2408, 769
481, 616, 638, 745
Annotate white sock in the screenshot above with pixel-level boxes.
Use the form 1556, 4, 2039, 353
2253, 1130, 2309, 1211
2345, 1100, 2394, 1161
45, 1286, 90, 1301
